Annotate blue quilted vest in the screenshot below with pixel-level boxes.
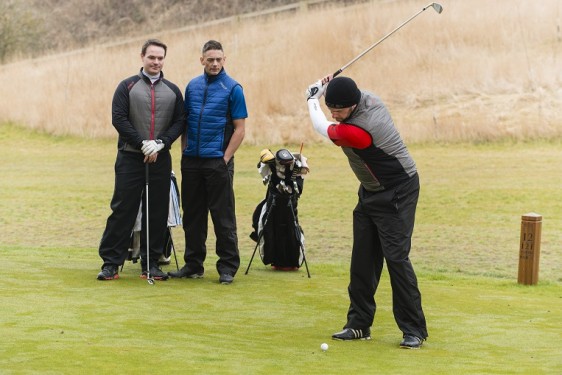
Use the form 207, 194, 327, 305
183, 69, 240, 158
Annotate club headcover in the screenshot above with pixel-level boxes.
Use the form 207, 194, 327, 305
275, 149, 295, 165
260, 148, 275, 164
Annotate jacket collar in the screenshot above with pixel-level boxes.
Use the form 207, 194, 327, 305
138, 68, 163, 84
204, 68, 225, 83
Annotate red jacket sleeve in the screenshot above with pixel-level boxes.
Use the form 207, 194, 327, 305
327, 123, 372, 149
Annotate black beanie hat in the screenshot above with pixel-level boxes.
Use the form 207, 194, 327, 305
325, 77, 361, 108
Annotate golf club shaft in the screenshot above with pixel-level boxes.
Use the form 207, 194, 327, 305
145, 162, 153, 283
333, 2, 442, 77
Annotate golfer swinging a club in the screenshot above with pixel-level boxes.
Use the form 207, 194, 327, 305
306, 76, 428, 348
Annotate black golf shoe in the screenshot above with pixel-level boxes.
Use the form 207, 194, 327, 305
219, 273, 234, 284
141, 266, 169, 281
399, 335, 423, 349
332, 328, 371, 341
97, 264, 119, 280
168, 265, 204, 279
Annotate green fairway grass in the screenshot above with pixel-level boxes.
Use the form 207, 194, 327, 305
1, 123, 561, 374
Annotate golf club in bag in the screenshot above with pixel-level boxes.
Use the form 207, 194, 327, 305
245, 148, 311, 278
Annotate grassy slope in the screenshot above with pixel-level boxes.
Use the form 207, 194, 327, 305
0, 124, 561, 373
2, 0, 561, 143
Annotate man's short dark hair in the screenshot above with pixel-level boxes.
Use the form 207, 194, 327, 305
142, 39, 167, 57
202, 40, 223, 54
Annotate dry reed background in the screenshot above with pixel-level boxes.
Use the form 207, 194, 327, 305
0, 0, 560, 144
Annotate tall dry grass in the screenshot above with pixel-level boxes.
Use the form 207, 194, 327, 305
0, 0, 560, 144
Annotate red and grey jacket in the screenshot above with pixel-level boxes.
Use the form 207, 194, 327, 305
318, 91, 417, 192
111, 69, 186, 153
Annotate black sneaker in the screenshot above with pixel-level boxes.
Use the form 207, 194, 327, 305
400, 335, 423, 349
168, 265, 204, 279
141, 266, 169, 281
219, 273, 234, 284
97, 265, 119, 280
332, 328, 371, 341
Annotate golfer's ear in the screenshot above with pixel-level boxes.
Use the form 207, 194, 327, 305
200, 56, 204, 65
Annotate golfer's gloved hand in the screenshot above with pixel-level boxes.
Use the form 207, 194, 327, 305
305, 80, 326, 100
141, 140, 164, 156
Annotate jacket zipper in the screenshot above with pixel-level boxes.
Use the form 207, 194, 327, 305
150, 83, 156, 140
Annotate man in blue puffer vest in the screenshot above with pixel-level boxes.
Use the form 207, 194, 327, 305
169, 40, 247, 284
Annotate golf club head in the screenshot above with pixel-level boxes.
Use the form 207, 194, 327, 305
147, 278, 154, 285
432, 3, 443, 14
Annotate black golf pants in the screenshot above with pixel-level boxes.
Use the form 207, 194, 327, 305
181, 156, 240, 276
99, 150, 171, 268
344, 174, 428, 340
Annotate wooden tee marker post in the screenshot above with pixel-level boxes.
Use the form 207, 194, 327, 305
518, 213, 542, 285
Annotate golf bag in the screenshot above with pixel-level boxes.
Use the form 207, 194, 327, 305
246, 148, 310, 277
126, 171, 181, 269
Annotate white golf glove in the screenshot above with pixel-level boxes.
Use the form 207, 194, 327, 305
305, 80, 326, 100
141, 140, 164, 156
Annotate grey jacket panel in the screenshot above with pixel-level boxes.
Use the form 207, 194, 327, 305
112, 71, 185, 153
341, 91, 416, 192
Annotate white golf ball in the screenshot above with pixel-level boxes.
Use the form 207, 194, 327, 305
321, 343, 329, 351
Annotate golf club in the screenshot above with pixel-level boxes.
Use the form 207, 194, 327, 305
145, 163, 154, 285
332, 2, 443, 78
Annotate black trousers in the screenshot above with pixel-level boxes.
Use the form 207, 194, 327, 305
98, 150, 171, 268
344, 174, 428, 340
181, 156, 240, 276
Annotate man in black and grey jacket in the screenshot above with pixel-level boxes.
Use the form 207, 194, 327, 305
97, 39, 185, 281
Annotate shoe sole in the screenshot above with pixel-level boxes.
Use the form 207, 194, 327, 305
332, 336, 371, 341
140, 274, 169, 281
400, 337, 423, 349
400, 341, 423, 349
97, 274, 119, 280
